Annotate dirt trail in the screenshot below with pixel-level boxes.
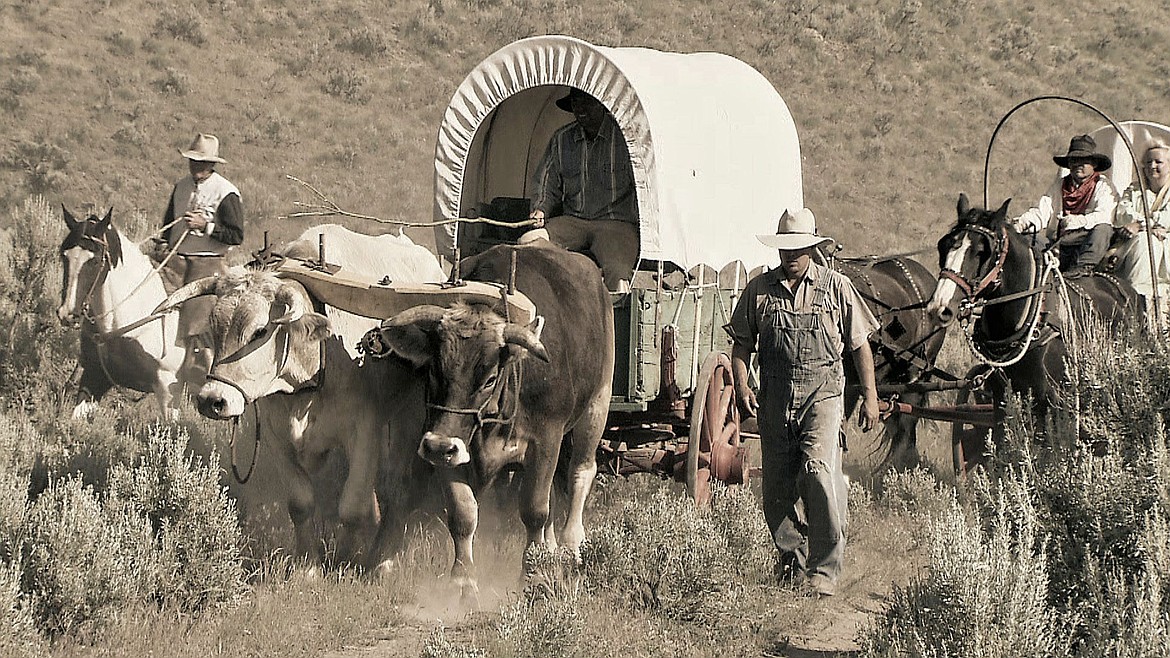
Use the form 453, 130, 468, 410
325, 590, 882, 658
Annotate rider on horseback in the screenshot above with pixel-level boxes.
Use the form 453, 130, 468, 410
1012, 134, 1118, 277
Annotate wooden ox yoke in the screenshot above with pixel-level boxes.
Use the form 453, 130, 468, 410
271, 257, 537, 326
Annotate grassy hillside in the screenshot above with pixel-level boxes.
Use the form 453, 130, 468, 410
4, 0, 1168, 256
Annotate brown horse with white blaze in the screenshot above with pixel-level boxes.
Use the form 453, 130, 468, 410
926, 193, 1142, 462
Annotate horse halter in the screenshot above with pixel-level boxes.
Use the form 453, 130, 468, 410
938, 223, 1009, 309
64, 229, 115, 326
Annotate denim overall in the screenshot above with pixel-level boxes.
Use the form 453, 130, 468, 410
756, 274, 850, 584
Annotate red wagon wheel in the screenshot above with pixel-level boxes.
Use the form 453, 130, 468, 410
952, 367, 994, 476
687, 351, 748, 505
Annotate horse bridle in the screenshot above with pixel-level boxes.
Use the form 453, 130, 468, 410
63, 229, 115, 328
938, 223, 1010, 308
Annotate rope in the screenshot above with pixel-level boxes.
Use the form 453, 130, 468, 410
960, 253, 1056, 368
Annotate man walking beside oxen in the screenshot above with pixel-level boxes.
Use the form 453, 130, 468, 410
726, 208, 881, 598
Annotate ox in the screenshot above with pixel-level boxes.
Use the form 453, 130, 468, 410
376, 241, 614, 594
156, 224, 445, 568
57, 207, 186, 417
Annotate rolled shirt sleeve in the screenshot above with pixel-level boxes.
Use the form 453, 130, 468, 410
838, 280, 881, 351
724, 274, 764, 353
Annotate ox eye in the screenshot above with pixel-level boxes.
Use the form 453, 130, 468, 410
480, 373, 498, 391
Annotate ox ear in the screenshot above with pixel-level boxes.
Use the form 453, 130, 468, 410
63, 205, 80, 230
271, 284, 308, 325
379, 305, 446, 369
378, 323, 435, 368
293, 312, 331, 343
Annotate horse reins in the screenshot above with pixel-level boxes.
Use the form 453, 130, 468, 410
943, 223, 1061, 367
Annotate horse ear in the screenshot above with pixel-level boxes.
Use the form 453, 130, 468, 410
957, 193, 970, 217
994, 198, 1012, 219
63, 205, 79, 230
97, 208, 113, 231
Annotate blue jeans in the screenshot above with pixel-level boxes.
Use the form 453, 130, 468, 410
1056, 223, 1113, 270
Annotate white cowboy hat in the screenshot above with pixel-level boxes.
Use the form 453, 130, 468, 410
179, 133, 227, 164
756, 208, 834, 250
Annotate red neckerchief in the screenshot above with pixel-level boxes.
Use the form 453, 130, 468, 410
1062, 171, 1099, 216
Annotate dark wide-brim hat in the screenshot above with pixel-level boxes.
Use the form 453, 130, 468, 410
1053, 134, 1111, 172
555, 88, 593, 112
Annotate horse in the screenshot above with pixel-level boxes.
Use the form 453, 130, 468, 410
835, 255, 948, 471
926, 193, 1142, 467
57, 206, 186, 417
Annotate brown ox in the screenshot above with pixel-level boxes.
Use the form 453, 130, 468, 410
156, 225, 444, 568
377, 241, 614, 594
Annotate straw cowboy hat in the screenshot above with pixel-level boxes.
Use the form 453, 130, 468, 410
1053, 134, 1111, 172
179, 133, 227, 164
756, 208, 835, 250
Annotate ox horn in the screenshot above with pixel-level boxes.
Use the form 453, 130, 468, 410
383, 304, 447, 330
503, 323, 549, 362
153, 276, 220, 315
272, 283, 308, 325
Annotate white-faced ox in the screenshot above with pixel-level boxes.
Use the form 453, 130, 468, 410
57, 206, 186, 417
155, 225, 445, 569
376, 241, 614, 595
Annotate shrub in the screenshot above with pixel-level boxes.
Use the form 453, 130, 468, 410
860, 469, 1066, 657
580, 485, 772, 622
323, 67, 370, 104
0, 196, 73, 410
154, 4, 207, 45
107, 424, 246, 611
0, 558, 44, 658
2, 141, 69, 193
156, 67, 190, 95
23, 477, 157, 637
339, 26, 390, 58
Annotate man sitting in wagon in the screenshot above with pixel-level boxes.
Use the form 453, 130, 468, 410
527, 88, 639, 292
1012, 134, 1119, 277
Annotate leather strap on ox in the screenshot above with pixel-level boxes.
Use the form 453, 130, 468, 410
427, 357, 524, 450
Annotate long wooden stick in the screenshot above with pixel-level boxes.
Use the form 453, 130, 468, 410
280, 175, 540, 229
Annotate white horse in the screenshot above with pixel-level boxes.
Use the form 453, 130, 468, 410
57, 207, 186, 417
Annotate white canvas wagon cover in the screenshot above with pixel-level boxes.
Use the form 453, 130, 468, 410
433, 35, 803, 273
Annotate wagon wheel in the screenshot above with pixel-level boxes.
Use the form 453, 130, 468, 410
687, 351, 746, 506
952, 366, 995, 477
